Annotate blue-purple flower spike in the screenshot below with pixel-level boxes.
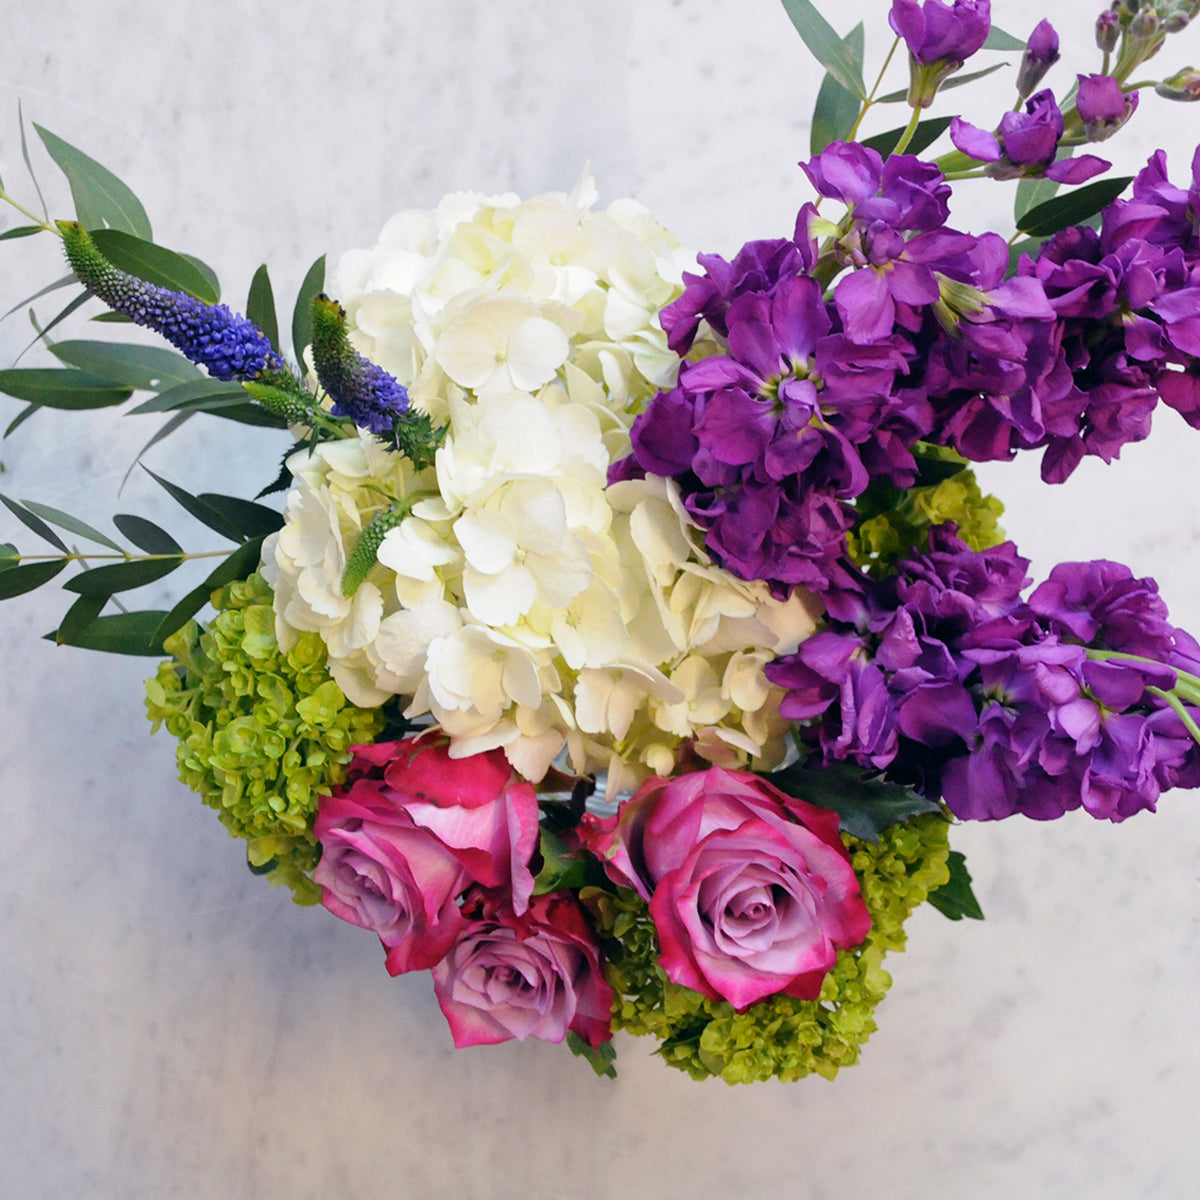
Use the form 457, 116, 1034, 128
58, 221, 284, 382
310, 294, 410, 435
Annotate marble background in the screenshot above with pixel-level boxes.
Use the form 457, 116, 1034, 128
2, 1, 1200, 1196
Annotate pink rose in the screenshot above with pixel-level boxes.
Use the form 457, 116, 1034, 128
432, 890, 614, 1049
582, 767, 871, 1011
313, 732, 540, 975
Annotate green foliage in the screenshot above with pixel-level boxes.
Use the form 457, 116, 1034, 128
846, 445, 1005, 576
768, 761, 943, 841
88, 228, 220, 303
780, 0, 866, 98
810, 23, 864, 156
926, 849, 984, 920
566, 1031, 618, 1079
144, 571, 386, 902
587, 815, 951, 1084
1017, 176, 1134, 239
291, 254, 326, 365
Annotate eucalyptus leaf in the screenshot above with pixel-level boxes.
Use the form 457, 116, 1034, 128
0, 558, 66, 599
291, 254, 326, 363
780, 0, 866, 98
811, 23, 864, 155
0, 225, 43, 242
0, 493, 68, 551
247, 264, 280, 353
47, 608, 170, 656
767, 761, 943, 841
0, 542, 17, 564
63, 555, 184, 596
3, 404, 39, 438
34, 124, 152, 240
926, 850, 985, 920
877, 61, 1007, 103
112, 514, 182, 555
194, 492, 284, 539
119, 412, 194, 489
151, 534, 268, 644
91, 312, 133, 324
1014, 172, 1060, 221
0, 368, 132, 410
180, 253, 222, 303
24, 290, 92, 348
18, 101, 48, 222
19, 500, 125, 551
1017, 175, 1133, 239
50, 340, 200, 389
982, 26, 1026, 52
863, 115, 954, 158
2, 273, 77, 321
143, 468, 248, 542
128, 377, 248, 414
89, 229, 219, 304
55, 592, 107, 645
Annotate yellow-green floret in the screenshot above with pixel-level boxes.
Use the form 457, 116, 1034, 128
144, 571, 386, 903
847, 446, 1005, 576
586, 814, 951, 1084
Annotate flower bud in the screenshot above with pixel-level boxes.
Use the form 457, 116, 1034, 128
1017, 20, 1060, 99
1130, 6, 1161, 39
1155, 64, 1200, 98
1076, 73, 1139, 139
1096, 9, 1121, 52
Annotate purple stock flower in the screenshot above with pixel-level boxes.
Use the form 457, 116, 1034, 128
889, 0, 991, 66
1076, 74, 1138, 141
951, 90, 1110, 182
1017, 20, 1059, 100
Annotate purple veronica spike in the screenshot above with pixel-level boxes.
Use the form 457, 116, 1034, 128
60, 222, 283, 382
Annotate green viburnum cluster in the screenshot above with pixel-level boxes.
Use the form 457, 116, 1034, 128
144, 571, 386, 903
847, 446, 1005, 577
587, 814, 951, 1084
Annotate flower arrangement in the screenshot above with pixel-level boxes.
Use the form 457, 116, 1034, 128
3, 0, 1200, 1084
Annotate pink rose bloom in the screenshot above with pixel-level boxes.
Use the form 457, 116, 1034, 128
582, 767, 871, 1011
432, 890, 614, 1049
313, 732, 540, 975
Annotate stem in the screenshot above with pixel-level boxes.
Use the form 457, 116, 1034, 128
941, 169, 988, 181
891, 105, 924, 156
6, 550, 233, 564
845, 36, 902, 144
1086, 647, 1200, 704
1147, 686, 1200, 748
0, 189, 59, 235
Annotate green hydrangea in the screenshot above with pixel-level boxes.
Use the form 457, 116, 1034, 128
144, 571, 386, 903
847, 445, 1005, 576
586, 814, 951, 1084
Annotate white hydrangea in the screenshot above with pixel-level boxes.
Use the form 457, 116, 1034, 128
265, 178, 822, 792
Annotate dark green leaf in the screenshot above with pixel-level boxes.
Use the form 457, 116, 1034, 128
91, 312, 133, 323
982, 26, 1026, 52
912, 453, 966, 486
63, 555, 183, 596
0, 558, 66, 599
26, 289, 92, 347
926, 850, 985, 920
19, 500, 124, 551
246, 264, 280, 354
0, 542, 17, 566
566, 1031, 617, 1080
0, 225, 43, 241
876, 61, 1007, 103
862, 114, 954, 158
532, 827, 591, 896
1017, 175, 1133, 239
0, 493, 68, 551
50, 340, 200, 389
767, 762, 944, 842
112, 514, 182, 555
195, 492, 283, 539
810, 23, 864, 156
1007, 235, 1044, 278
119, 412, 194, 489
47, 608, 170, 656
54, 592, 107, 645
1014, 172, 1060, 222
34, 124, 152, 240
291, 254, 326, 363
143, 468, 247, 542
780, 0, 866, 98
152, 534, 268, 644
3, 404, 39, 438
89, 229, 219, 304
0, 368, 131, 410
